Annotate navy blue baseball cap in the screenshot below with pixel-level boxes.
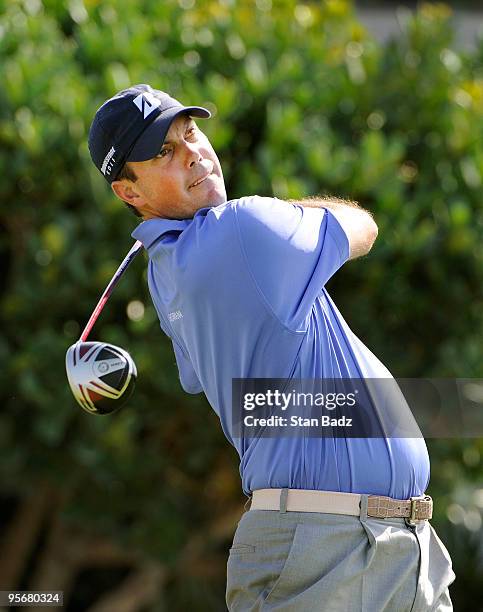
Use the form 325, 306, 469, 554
88, 84, 211, 183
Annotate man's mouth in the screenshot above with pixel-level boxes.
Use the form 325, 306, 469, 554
189, 172, 212, 189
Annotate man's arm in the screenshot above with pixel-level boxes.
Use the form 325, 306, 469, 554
287, 196, 378, 261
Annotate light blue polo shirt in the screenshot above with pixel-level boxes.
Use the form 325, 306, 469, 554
132, 196, 430, 499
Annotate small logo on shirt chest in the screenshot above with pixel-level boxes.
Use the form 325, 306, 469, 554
168, 310, 183, 322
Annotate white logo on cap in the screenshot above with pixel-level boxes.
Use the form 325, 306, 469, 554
133, 92, 161, 119
101, 146, 116, 175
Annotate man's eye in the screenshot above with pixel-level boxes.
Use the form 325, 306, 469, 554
156, 148, 170, 158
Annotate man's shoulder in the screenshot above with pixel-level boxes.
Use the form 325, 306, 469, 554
184, 195, 293, 290
211, 194, 287, 216
171, 200, 249, 287
189, 195, 286, 240
220, 195, 306, 236
226, 194, 288, 214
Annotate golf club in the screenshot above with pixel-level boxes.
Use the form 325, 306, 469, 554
65, 240, 143, 415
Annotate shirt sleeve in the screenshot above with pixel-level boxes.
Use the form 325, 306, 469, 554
172, 341, 203, 394
235, 195, 350, 330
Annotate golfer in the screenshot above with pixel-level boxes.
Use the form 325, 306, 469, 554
88, 84, 455, 611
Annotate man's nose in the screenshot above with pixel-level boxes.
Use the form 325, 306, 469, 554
182, 140, 202, 167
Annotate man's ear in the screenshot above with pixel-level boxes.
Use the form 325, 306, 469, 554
111, 180, 141, 207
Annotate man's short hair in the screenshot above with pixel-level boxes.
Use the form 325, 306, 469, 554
116, 163, 142, 218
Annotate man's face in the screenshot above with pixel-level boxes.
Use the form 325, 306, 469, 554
112, 115, 227, 220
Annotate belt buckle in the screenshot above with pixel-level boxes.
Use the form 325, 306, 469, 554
407, 495, 429, 526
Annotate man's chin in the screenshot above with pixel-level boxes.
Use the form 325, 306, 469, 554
196, 187, 227, 211
210, 183, 228, 206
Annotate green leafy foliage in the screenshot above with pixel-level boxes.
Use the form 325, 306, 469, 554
1, 1, 482, 608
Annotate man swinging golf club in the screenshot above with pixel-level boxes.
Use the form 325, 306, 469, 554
87, 84, 455, 611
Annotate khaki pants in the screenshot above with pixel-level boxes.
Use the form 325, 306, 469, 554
226, 502, 455, 611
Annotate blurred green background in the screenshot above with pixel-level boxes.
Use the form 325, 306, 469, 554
0, 0, 482, 610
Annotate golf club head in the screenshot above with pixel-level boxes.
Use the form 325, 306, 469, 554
65, 341, 137, 415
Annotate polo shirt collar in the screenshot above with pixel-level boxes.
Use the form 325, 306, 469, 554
131, 217, 192, 250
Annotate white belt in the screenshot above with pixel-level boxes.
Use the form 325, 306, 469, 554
250, 489, 433, 521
